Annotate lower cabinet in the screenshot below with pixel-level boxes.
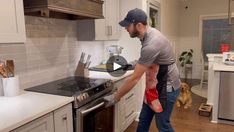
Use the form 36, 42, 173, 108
12, 113, 54, 132
114, 77, 139, 132
54, 103, 73, 132
12, 103, 73, 132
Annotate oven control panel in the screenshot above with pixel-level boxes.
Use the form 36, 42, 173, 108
77, 92, 89, 102
76, 80, 113, 102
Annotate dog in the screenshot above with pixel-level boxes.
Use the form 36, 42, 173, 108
176, 82, 192, 109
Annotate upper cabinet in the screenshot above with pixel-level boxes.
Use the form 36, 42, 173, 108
95, 0, 120, 40
77, 0, 120, 41
23, 0, 104, 20
0, 0, 26, 43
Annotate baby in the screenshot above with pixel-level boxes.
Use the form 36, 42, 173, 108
145, 64, 163, 113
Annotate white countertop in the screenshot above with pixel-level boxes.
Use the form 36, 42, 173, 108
206, 53, 223, 58
213, 63, 234, 72
207, 53, 223, 62
0, 92, 74, 132
88, 70, 134, 82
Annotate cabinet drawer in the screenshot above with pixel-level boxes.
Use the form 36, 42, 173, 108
54, 103, 73, 132
120, 106, 136, 131
120, 99, 136, 118
12, 113, 54, 132
123, 90, 135, 102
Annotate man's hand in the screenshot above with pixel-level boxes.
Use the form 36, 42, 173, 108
103, 93, 118, 108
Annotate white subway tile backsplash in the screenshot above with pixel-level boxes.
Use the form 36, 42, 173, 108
0, 16, 105, 89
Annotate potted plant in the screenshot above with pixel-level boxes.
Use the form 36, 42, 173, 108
179, 49, 193, 68
179, 49, 193, 82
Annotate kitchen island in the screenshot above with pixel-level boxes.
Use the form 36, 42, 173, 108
207, 54, 234, 124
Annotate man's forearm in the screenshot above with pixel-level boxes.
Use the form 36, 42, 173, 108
114, 63, 147, 102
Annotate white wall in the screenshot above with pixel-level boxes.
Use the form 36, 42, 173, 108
109, 0, 180, 63
178, 0, 229, 79
103, 0, 142, 62
160, 0, 181, 67
0, 16, 105, 89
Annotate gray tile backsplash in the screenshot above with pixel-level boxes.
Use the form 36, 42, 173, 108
0, 16, 105, 89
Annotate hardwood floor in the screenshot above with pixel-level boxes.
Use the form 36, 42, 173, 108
125, 80, 234, 132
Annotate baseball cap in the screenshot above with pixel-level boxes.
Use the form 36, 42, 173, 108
119, 8, 147, 27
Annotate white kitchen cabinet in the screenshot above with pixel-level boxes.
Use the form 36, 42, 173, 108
54, 103, 73, 132
77, 0, 120, 41
0, 0, 26, 43
11, 113, 54, 132
12, 103, 73, 132
95, 0, 120, 40
114, 77, 138, 132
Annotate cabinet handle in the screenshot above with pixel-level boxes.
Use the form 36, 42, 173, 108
107, 26, 112, 35
125, 93, 134, 101
125, 110, 134, 119
62, 116, 67, 121
89, 0, 103, 4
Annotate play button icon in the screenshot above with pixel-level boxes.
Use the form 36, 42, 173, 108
106, 55, 128, 77
113, 62, 122, 71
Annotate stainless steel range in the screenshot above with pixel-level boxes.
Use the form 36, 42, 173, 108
25, 76, 114, 132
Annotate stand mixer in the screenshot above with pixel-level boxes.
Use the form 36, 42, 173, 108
106, 45, 123, 57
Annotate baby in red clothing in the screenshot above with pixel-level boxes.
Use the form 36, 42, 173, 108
145, 64, 163, 113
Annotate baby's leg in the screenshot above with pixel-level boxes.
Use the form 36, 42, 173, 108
145, 88, 163, 113
145, 64, 163, 113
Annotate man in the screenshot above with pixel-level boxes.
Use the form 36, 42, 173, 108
104, 8, 181, 132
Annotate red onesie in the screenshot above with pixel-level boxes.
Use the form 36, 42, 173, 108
145, 64, 163, 113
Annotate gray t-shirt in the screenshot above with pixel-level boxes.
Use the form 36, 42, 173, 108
138, 26, 181, 91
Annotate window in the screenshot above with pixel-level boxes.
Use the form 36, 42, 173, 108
202, 19, 231, 61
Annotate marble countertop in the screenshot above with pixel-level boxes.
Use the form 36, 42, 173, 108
0, 92, 74, 132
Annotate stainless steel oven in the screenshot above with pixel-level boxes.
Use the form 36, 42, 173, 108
25, 76, 114, 132
75, 96, 114, 132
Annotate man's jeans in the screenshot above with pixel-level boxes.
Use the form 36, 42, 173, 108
137, 89, 180, 132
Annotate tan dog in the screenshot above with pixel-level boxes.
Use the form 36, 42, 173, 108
176, 83, 192, 109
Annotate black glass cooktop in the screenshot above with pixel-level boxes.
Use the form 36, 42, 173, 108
25, 76, 108, 97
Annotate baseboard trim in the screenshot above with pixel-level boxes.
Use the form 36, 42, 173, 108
211, 120, 218, 123
135, 112, 140, 122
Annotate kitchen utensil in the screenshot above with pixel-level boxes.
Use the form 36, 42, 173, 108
79, 52, 86, 63
89, 64, 107, 72
85, 61, 91, 68
6, 60, 14, 77
106, 45, 123, 57
85, 55, 91, 66
0, 62, 8, 78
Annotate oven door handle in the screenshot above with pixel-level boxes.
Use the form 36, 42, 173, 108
81, 102, 105, 115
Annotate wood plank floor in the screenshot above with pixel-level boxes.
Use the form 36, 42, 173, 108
125, 80, 234, 132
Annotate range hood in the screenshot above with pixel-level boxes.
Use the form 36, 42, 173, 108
23, 0, 104, 20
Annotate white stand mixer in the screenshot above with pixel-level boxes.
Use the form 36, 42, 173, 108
107, 45, 123, 57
